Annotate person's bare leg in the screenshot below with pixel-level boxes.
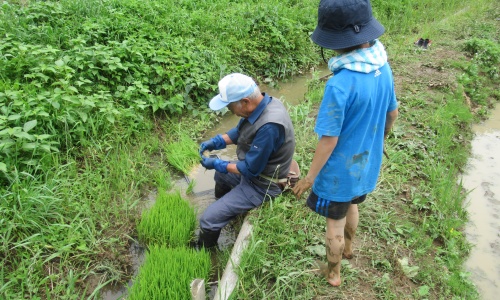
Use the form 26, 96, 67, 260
325, 217, 346, 286
343, 204, 359, 259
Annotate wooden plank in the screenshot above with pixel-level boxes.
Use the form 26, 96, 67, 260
191, 278, 206, 300
214, 216, 253, 300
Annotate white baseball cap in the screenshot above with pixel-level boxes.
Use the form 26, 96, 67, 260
209, 73, 257, 111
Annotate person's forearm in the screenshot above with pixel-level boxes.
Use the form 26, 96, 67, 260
384, 109, 399, 139
305, 136, 338, 183
221, 133, 234, 146
226, 163, 240, 175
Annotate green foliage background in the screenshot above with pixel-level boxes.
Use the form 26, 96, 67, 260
0, 0, 319, 179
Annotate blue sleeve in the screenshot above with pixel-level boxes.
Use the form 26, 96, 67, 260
226, 119, 244, 143
387, 66, 399, 112
236, 123, 285, 178
388, 93, 398, 112
226, 127, 239, 143
315, 84, 346, 137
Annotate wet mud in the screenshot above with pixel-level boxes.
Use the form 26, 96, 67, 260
462, 104, 500, 299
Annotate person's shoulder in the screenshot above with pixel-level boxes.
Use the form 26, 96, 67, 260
268, 96, 287, 108
325, 70, 357, 89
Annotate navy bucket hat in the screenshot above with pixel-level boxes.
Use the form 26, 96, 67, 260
311, 0, 385, 50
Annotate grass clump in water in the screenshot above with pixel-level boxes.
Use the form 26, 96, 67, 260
137, 190, 197, 247
127, 245, 211, 300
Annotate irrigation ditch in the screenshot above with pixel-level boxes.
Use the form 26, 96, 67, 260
462, 103, 500, 299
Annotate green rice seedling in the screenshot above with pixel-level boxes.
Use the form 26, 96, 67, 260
127, 245, 211, 300
164, 133, 200, 175
137, 190, 197, 247
186, 178, 196, 195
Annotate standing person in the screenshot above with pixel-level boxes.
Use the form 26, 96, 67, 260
197, 73, 296, 249
292, 0, 399, 287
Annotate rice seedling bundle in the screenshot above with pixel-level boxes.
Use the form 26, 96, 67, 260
164, 133, 200, 175
127, 245, 211, 300
137, 190, 197, 247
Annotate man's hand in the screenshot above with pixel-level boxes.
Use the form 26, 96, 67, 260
200, 157, 229, 174
199, 134, 226, 156
292, 177, 314, 199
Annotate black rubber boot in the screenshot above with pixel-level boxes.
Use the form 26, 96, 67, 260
214, 183, 231, 199
197, 228, 221, 249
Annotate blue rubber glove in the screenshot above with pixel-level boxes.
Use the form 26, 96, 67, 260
200, 157, 229, 174
199, 134, 226, 156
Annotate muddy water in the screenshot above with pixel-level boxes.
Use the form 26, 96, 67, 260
100, 66, 330, 299
462, 104, 500, 299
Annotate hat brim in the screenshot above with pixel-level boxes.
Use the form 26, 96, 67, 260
311, 18, 385, 50
209, 94, 229, 111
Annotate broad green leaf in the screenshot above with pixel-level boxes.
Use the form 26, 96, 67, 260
78, 111, 88, 122
22, 142, 38, 150
39, 144, 51, 153
398, 257, 419, 278
36, 134, 52, 140
55, 59, 64, 67
14, 132, 35, 141
305, 245, 324, 256
0, 128, 11, 136
0, 162, 6, 172
7, 114, 21, 121
418, 285, 430, 296
0, 140, 15, 150
23, 120, 37, 132
21, 159, 39, 166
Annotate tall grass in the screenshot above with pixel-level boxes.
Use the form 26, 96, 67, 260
0, 132, 172, 298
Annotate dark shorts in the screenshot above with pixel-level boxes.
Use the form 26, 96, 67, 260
306, 191, 366, 220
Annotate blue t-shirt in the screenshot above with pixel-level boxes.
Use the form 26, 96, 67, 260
313, 63, 398, 202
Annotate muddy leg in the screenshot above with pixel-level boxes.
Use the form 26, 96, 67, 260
343, 204, 359, 259
325, 217, 346, 287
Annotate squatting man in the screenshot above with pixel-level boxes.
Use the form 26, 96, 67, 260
196, 73, 296, 249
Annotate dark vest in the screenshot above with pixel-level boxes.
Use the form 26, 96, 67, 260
236, 97, 295, 182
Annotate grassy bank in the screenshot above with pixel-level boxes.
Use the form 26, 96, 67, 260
1, 0, 498, 299
234, 1, 499, 299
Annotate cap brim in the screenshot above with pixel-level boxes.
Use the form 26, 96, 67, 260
311, 18, 385, 50
209, 94, 229, 111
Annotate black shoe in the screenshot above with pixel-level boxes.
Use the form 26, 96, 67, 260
414, 38, 424, 47
422, 38, 431, 50
197, 228, 221, 249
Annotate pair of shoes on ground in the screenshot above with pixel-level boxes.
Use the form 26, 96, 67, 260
414, 37, 432, 50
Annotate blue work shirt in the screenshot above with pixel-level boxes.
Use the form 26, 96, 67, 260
313, 63, 398, 201
226, 93, 285, 178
